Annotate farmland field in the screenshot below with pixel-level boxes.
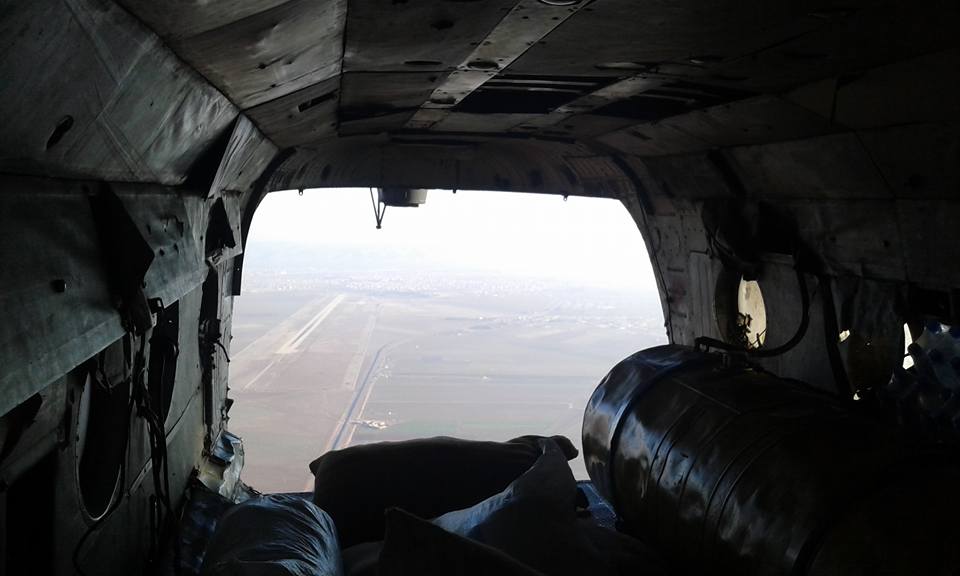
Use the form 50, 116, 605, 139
228, 269, 666, 491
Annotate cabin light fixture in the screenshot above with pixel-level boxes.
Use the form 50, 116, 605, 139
370, 188, 429, 229
538, 0, 580, 5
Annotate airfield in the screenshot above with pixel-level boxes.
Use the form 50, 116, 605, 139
228, 271, 665, 492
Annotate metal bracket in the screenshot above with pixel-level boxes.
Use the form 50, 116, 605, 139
406, 0, 591, 130
510, 75, 664, 132
369, 188, 387, 229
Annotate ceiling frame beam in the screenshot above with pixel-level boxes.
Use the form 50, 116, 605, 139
406, 0, 591, 130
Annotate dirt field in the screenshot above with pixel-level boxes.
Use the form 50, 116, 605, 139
228, 273, 665, 491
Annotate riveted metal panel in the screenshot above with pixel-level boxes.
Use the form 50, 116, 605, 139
0, 0, 237, 184
176, 0, 346, 109
115, 0, 291, 40
246, 76, 341, 148
343, 0, 516, 72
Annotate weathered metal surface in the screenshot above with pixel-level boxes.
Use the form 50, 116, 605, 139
0, 378, 67, 486
432, 112, 540, 133
526, 113, 635, 140
509, 0, 957, 94
707, 3, 960, 94
175, 0, 347, 109
0, 178, 120, 418
576, 48, 959, 159
117, 187, 210, 310
340, 72, 444, 119
405, 108, 451, 131
831, 49, 960, 129
509, 0, 821, 78
727, 133, 890, 200
162, 286, 204, 434
0, 176, 228, 418
651, 95, 837, 149
856, 122, 959, 200
596, 122, 712, 157
267, 137, 624, 197
511, 76, 664, 133
631, 154, 734, 201
407, 0, 590, 129
0, 0, 237, 184
208, 116, 280, 201
338, 111, 418, 137
246, 76, 341, 148
583, 346, 960, 575
896, 200, 960, 289
115, 0, 292, 41
592, 94, 837, 157
342, 0, 517, 72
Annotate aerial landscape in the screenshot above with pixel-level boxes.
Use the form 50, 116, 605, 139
228, 189, 665, 491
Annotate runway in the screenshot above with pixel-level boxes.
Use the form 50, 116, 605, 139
228, 292, 388, 492
227, 285, 666, 491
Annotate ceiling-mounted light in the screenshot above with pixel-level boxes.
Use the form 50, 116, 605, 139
369, 188, 428, 229
538, 0, 581, 6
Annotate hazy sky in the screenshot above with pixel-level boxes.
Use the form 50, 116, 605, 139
247, 188, 658, 292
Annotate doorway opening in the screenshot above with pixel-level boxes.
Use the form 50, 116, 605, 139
229, 188, 664, 491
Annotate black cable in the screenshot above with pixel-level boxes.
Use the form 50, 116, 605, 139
136, 359, 179, 572
214, 339, 231, 363
696, 261, 811, 359
72, 348, 139, 576
704, 216, 756, 278
73, 333, 182, 575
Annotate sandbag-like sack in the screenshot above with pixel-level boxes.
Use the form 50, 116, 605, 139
379, 507, 545, 576
340, 542, 381, 576
434, 438, 664, 576
201, 494, 344, 576
309, 435, 578, 547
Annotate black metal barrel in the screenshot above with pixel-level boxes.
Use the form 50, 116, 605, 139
582, 345, 960, 575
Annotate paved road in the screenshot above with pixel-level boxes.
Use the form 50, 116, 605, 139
228, 293, 385, 492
